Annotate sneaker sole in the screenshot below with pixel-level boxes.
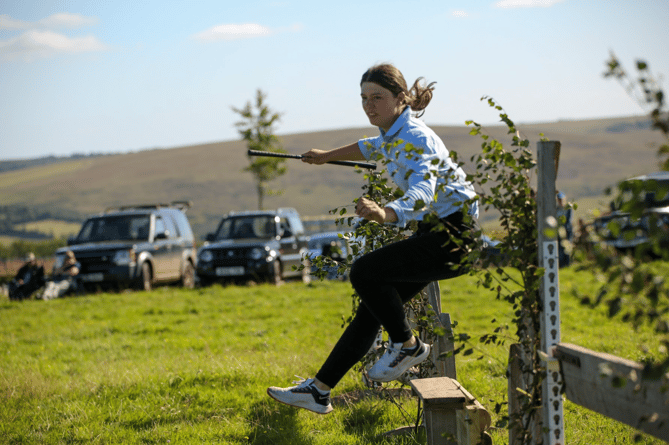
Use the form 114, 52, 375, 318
368, 343, 431, 382
266, 388, 334, 414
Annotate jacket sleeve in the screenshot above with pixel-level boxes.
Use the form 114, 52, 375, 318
357, 137, 381, 160
385, 154, 439, 227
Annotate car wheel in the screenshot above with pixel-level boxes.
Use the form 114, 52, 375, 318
140, 262, 152, 292
181, 262, 195, 289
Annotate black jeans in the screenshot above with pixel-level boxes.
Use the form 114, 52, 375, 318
315, 212, 477, 388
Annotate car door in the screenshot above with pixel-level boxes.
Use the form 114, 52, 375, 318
166, 213, 187, 277
151, 215, 180, 281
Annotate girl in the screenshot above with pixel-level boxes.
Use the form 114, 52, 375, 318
267, 63, 479, 414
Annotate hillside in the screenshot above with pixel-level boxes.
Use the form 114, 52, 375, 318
1, 115, 665, 239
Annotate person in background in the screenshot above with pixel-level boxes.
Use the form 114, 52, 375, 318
42, 250, 80, 300
556, 191, 573, 267
8, 252, 45, 301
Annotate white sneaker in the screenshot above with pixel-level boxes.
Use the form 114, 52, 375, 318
267, 377, 333, 414
367, 338, 430, 382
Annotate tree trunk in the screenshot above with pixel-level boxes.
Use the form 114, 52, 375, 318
257, 182, 264, 210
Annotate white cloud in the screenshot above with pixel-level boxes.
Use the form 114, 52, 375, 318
0, 30, 107, 61
0, 14, 31, 30
452, 10, 470, 18
193, 23, 272, 42
0, 12, 97, 30
0, 13, 104, 61
495, 0, 565, 8
38, 12, 98, 29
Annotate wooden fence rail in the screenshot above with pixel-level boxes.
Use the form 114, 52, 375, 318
554, 343, 669, 442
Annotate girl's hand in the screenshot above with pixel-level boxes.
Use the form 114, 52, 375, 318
356, 197, 397, 224
301, 149, 329, 165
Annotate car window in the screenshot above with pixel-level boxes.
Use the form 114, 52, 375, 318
279, 218, 292, 237
77, 215, 151, 242
168, 214, 181, 238
215, 216, 276, 240
155, 217, 167, 237
286, 215, 305, 235
172, 211, 194, 241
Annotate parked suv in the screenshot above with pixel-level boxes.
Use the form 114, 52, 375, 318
56, 202, 197, 291
593, 172, 669, 252
197, 208, 310, 285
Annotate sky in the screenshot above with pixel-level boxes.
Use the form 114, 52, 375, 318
1, 0, 668, 161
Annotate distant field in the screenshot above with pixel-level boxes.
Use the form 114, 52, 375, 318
0, 115, 665, 240
20, 220, 80, 238
0, 236, 21, 245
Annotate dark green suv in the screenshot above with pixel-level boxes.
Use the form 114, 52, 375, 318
593, 172, 669, 252
56, 202, 197, 291
197, 208, 310, 285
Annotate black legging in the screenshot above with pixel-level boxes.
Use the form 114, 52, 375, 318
315, 212, 477, 388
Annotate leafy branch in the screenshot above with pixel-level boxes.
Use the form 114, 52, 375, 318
575, 54, 669, 375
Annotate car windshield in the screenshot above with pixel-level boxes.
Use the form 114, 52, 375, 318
215, 216, 276, 240
77, 215, 151, 242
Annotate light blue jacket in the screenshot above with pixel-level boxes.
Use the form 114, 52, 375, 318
358, 107, 479, 228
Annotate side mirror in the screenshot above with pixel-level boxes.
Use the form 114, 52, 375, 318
155, 231, 169, 240
67, 236, 78, 245
205, 233, 215, 242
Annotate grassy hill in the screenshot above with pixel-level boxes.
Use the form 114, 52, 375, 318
1, 115, 665, 240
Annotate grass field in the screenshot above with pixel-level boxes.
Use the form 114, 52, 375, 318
0, 267, 666, 444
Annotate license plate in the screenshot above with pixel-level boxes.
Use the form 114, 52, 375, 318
81, 273, 104, 282
216, 266, 244, 276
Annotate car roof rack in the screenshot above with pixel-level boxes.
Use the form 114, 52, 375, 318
277, 207, 299, 215
104, 201, 192, 213
226, 208, 298, 217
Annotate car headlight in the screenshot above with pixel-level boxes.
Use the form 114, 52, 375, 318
113, 249, 136, 265
200, 250, 213, 262
249, 247, 264, 260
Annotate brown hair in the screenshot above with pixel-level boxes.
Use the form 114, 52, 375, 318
360, 63, 436, 118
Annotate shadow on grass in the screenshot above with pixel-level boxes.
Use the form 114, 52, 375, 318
335, 388, 423, 444
244, 388, 422, 445
245, 398, 312, 445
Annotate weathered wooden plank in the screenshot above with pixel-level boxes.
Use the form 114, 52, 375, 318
411, 377, 492, 445
457, 402, 493, 445
432, 312, 457, 380
508, 343, 544, 444
425, 281, 442, 315
417, 282, 456, 380
556, 343, 669, 442
508, 343, 524, 445
411, 377, 467, 408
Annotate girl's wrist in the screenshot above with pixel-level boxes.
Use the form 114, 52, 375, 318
383, 207, 398, 223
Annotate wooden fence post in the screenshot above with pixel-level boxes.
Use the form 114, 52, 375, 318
422, 281, 457, 379
411, 377, 492, 445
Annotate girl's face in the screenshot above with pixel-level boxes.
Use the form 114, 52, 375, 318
361, 82, 405, 132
